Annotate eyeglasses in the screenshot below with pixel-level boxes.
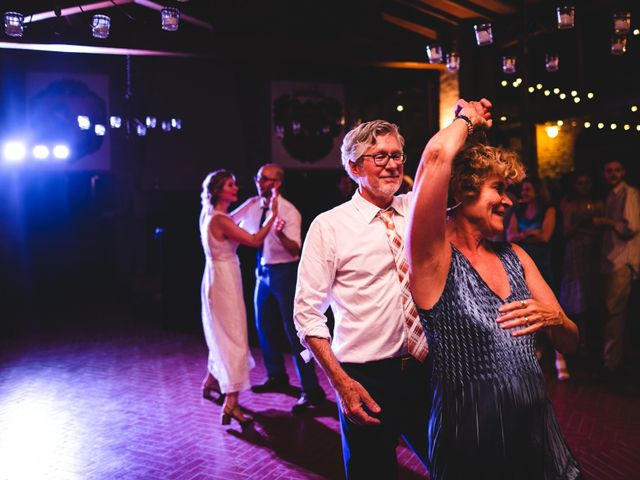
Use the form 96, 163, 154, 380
359, 152, 407, 167
254, 175, 279, 183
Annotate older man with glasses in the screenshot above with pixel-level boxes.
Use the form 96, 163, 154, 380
233, 163, 324, 413
294, 120, 432, 479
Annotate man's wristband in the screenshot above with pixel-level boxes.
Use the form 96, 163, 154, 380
454, 114, 474, 136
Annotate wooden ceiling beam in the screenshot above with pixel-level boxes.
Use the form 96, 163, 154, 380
382, 13, 437, 39
393, 0, 460, 26
415, 0, 491, 20
460, 0, 516, 16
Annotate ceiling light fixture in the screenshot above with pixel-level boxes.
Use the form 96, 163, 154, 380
91, 14, 110, 39
4, 11, 24, 37
161, 7, 179, 32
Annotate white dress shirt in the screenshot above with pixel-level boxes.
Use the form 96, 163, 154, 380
294, 190, 413, 363
233, 195, 302, 265
601, 181, 640, 277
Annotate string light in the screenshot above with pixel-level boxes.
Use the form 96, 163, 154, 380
631, 106, 638, 112
559, 93, 567, 100
574, 97, 581, 103
584, 122, 591, 128
598, 123, 605, 129
610, 123, 617, 130
557, 120, 564, 126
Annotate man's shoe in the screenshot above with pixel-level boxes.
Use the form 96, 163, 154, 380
291, 390, 326, 414
251, 376, 290, 393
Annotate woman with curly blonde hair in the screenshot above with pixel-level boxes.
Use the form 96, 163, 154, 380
407, 99, 581, 479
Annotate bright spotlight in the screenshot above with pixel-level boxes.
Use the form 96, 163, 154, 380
110, 116, 122, 128
52, 145, 70, 159
3, 141, 27, 163
77, 115, 91, 130
32, 145, 50, 159
94, 124, 106, 136
500, 116, 507, 122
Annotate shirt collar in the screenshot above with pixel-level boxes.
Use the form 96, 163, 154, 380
612, 181, 627, 195
351, 189, 405, 224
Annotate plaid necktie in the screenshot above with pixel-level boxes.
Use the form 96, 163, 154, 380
378, 208, 429, 362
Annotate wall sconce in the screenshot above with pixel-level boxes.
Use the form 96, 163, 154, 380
556, 6, 575, 29
611, 35, 627, 55
545, 53, 559, 72
474, 23, 493, 46
425, 44, 443, 63
445, 53, 460, 72
502, 55, 516, 74
613, 12, 631, 35
91, 14, 111, 39
4, 11, 24, 37
545, 126, 559, 138
161, 7, 180, 31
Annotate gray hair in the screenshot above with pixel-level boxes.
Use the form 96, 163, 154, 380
340, 120, 405, 181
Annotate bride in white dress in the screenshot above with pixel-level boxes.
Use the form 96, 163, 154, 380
200, 169, 277, 426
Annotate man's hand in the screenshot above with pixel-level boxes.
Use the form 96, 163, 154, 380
334, 377, 382, 425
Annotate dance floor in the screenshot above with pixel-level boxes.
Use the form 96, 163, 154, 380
1, 320, 639, 480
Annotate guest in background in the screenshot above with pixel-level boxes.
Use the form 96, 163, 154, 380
593, 159, 640, 376
200, 169, 277, 426
507, 177, 570, 380
559, 172, 603, 361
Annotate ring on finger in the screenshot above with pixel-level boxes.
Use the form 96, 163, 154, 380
524, 315, 529, 327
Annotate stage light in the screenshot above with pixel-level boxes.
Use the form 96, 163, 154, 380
136, 124, 147, 136
145, 116, 157, 128
171, 118, 182, 130
597, 123, 605, 129
3, 141, 26, 163
557, 120, 564, 126
396, 105, 404, 112
77, 116, 91, 130
161, 121, 171, 132
110, 116, 122, 128
32, 145, 50, 159
587, 92, 594, 99
53, 145, 70, 159
584, 122, 591, 128
94, 124, 106, 136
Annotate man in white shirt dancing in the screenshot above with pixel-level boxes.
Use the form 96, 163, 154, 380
294, 121, 431, 479
234, 163, 324, 413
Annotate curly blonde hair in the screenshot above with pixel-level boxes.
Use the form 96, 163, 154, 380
448, 142, 525, 210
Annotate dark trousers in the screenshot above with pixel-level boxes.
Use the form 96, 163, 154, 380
339, 356, 432, 480
254, 261, 320, 393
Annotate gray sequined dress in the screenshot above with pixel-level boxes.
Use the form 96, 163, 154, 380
418, 243, 581, 480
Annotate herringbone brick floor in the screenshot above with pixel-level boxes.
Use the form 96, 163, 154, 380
0, 324, 638, 480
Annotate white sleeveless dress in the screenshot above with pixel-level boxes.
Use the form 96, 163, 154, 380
200, 209, 255, 393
